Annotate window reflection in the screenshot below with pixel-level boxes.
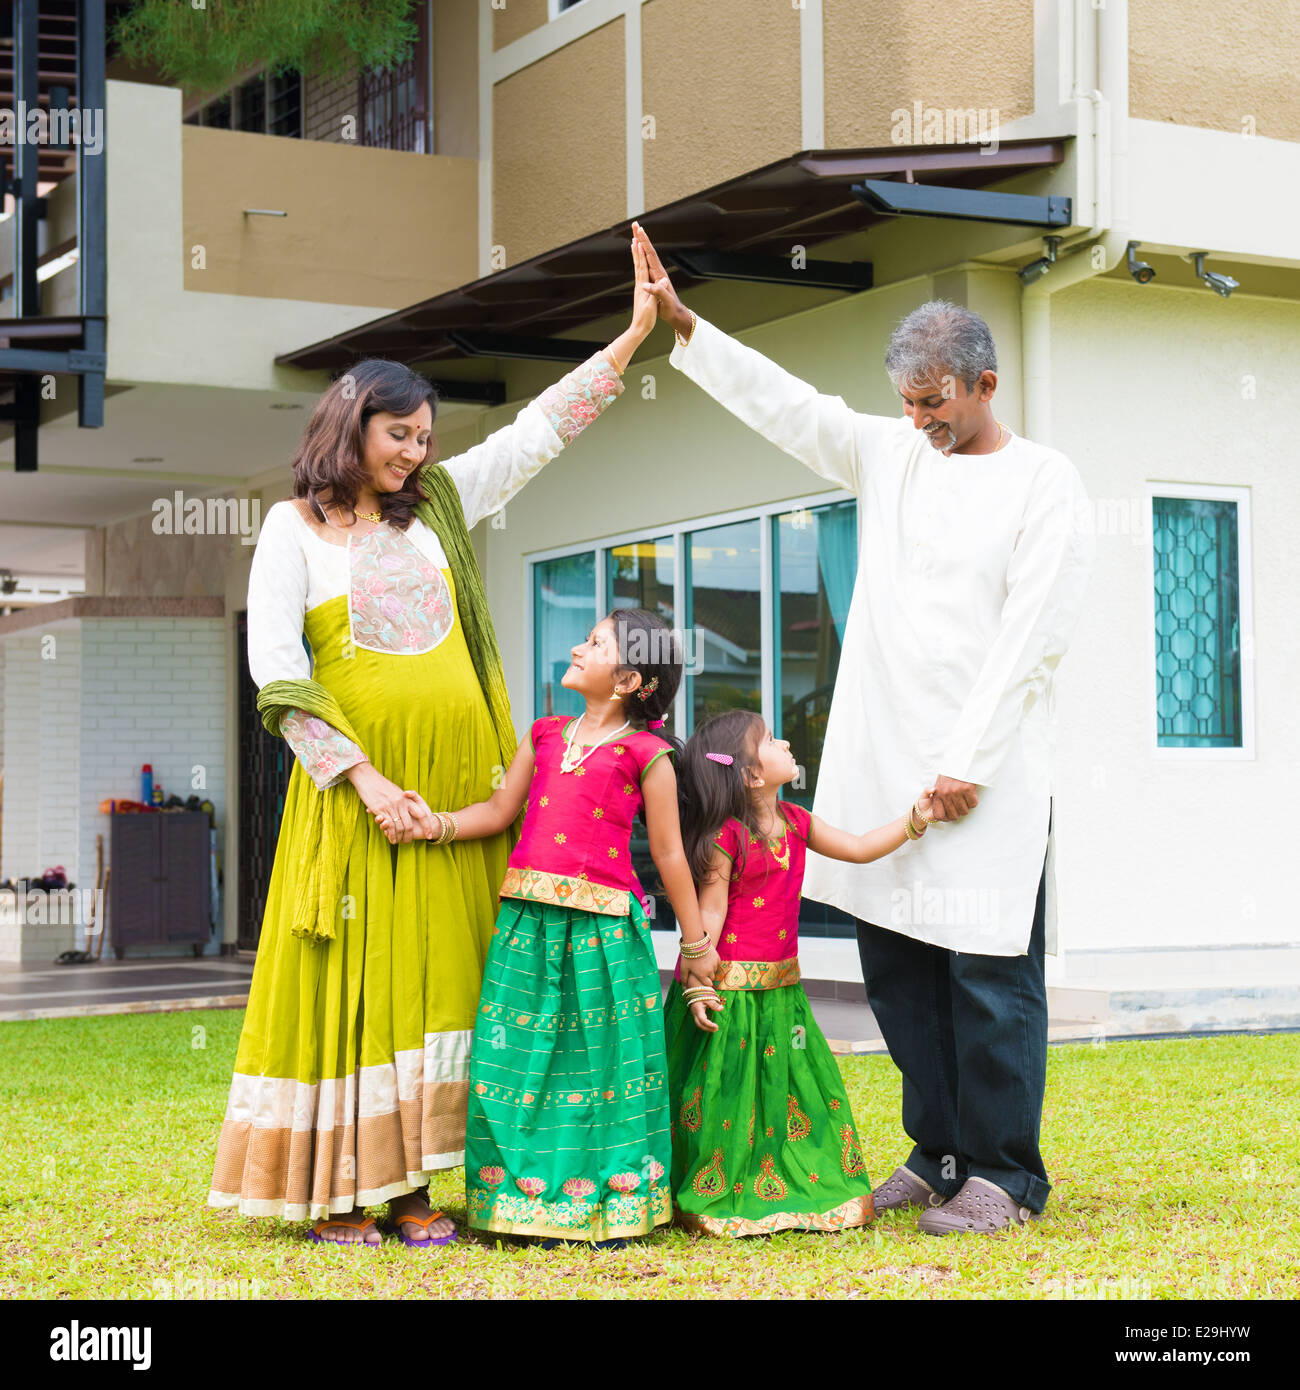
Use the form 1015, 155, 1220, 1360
685, 519, 762, 727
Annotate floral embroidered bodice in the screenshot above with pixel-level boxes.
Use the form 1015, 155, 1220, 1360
347, 523, 456, 655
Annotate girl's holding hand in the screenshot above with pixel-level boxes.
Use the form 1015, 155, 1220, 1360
666, 708, 933, 1237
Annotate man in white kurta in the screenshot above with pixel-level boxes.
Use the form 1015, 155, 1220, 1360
651, 260, 1094, 1233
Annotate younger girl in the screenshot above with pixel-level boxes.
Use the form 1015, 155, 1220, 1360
666, 709, 934, 1237
410, 609, 718, 1244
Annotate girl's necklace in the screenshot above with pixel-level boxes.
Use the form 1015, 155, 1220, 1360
560, 713, 630, 773
757, 808, 791, 870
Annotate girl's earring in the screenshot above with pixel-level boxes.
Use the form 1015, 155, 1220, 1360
609, 687, 623, 701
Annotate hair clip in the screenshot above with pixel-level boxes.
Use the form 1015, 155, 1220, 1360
646, 718, 666, 729
705, 752, 733, 765
635, 676, 660, 702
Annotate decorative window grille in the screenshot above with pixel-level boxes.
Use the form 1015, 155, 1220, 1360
1152, 495, 1243, 748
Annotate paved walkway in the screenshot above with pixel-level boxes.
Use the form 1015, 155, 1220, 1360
0, 954, 1106, 1052
0, 956, 255, 1022
6, 946, 1294, 1047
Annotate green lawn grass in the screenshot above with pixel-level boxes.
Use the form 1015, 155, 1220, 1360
0, 1011, 1295, 1300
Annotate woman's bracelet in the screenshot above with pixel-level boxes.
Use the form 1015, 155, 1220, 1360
679, 935, 713, 959
605, 345, 625, 375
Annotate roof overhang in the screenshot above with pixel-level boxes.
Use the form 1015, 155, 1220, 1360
277, 137, 1065, 375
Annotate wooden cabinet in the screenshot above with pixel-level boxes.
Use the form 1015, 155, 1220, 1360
109, 812, 211, 956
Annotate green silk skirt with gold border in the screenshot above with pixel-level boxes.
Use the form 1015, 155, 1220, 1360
465, 895, 672, 1241
665, 977, 875, 1237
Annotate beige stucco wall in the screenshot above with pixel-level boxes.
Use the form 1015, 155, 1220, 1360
641, 0, 801, 209
181, 126, 479, 306
822, 0, 1034, 148
494, 0, 550, 50
1130, 0, 1300, 142
492, 18, 626, 264
433, 0, 480, 158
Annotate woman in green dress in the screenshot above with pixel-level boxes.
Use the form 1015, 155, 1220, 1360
206, 240, 658, 1247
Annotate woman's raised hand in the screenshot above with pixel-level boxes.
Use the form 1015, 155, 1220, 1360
631, 221, 693, 338
629, 234, 657, 341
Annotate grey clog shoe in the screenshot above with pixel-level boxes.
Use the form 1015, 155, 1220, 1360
872, 1164, 949, 1212
916, 1176, 1038, 1235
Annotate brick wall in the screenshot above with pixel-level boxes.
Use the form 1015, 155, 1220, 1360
0, 628, 81, 960
0, 618, 227, 961
80, 618, 228, 956
303, 64, 361, 144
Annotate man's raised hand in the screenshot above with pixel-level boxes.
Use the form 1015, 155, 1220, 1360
632, 221, 693, 338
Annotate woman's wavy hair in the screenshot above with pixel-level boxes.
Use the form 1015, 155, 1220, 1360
290, 358, 440, 529
677, 709, 767, 886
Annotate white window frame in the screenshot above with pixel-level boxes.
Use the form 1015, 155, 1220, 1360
524, 487, 857, 733
548, 0, 593, 20
1145, 482, 1255, 761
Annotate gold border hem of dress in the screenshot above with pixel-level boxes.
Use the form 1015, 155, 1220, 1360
675, 1193, 874, 1238
466, 1211, 672, 1242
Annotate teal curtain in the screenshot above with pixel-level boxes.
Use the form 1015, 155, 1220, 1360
1152, 497, 1241, 748
815, 500, 857, 643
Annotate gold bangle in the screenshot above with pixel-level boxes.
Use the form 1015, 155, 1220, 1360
433, 812, 450, 845
903, 813, 918, 841
675, 311, 697, 349
606, 347, 624, 376
446, 811, 459, 843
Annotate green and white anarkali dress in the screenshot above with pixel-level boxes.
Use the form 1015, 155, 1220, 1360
207, 355, 622, 1222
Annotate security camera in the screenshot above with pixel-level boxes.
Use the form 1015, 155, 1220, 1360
1190, 252, 1238, 299
1017, 235, 1061, 286
1126, 241, 1156, 284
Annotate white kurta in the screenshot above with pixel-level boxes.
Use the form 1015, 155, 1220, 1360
670, 315, 1095, 956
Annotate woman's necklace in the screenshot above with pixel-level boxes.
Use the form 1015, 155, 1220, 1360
560, 713, 630, 773
329, 503, 382, 527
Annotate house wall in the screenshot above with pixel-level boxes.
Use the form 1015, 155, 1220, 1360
491, 17, 627, 264
1129, 0, 1300, 142
1048, 275, 1299, 952
640, 0, 802, 208
821, 0, 1035, 147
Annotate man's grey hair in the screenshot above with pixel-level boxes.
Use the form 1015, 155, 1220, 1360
884, 300, 997, 394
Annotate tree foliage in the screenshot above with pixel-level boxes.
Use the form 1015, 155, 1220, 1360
113, 0, 420, 89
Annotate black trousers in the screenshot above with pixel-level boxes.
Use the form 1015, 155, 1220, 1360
854, 858, 1051, 1212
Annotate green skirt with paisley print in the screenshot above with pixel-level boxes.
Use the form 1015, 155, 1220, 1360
664, 977, 875, 1237
464, 895, 672, 1241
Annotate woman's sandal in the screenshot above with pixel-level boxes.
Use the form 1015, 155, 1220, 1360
307, 1211, 382, 1247
390, 1209, 458, 1248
